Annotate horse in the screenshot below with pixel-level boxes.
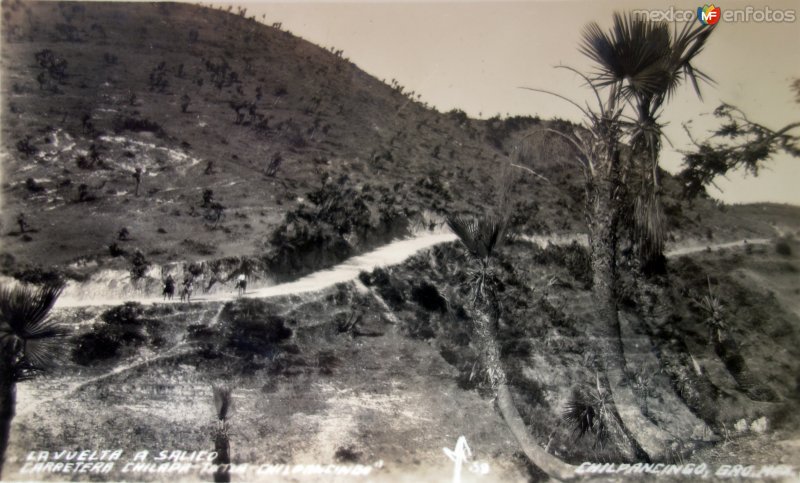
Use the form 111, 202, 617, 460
163, 281, 175, 301
235, 278, 247, 296
180, 283, 193, 303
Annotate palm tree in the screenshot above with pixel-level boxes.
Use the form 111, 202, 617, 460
446, 216, 505, 305
519, 13, 714, 461
696, 277, 725, 345
580, 13, 714, 259
446, 215, 576, 480
0, 282, 65, 477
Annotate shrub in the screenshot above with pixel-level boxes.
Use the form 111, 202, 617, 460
531, 242, 591, 288
108, 242, 125, 257
447, 109, 469, 126
102, 302, 142, 325
219, 299, 292, 358
204, 202, 226, 226
265, 153, 282, 177
72, 302, 161, 365
563, 242, 592, 288
184, 262, 203, 278
148, 62, 169, 92
202, 189, 214, 206
12, 266, 65, 287
776, 240, 792, 256
411, 281, 447, 313
334, 446, 361, 463
500, 337, 533, 359
406, 310, 435, 340
16, 136, 37, 157
484, 115, 539, 149
265, 176, 392, 276
129, 250, 149, 281
76, 184, 96, 202
180, 94, 190, 113
180, 239, 216, 256
357, 271, 372, 286
25, 178, 44, 193
358, 267, 406, 308
72, 332, 121, 365
316, 350, 340, 376
34, 49, 68, 82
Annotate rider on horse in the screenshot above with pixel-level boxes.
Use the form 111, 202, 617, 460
181, 275, 194, 302
236, 273, 247, 295
163, 274, 175, 300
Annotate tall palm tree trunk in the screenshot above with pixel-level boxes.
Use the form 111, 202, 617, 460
470, 308, 577, 480
587, 173, 651, 462
0, 350, 16, 478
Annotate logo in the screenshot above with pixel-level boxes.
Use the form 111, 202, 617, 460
697, 4, 721, 25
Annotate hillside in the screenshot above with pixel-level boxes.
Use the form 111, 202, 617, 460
0, 0, 783, 283
0, 1, 564, 274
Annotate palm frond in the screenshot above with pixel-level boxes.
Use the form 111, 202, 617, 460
0, 283, 64, 338
446, 215, 506, 261
580, 12, 714, 107
633, 191, 666, 258
0, 282, 67, 372
213, 384, 232, 421
563, 393, 596, 438
22, 337, 67, 369
562, 385, 609, 448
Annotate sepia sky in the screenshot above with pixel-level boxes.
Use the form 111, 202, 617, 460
215, 0, 799, 205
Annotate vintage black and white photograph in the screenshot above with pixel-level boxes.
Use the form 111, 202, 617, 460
0, 0, 799, 481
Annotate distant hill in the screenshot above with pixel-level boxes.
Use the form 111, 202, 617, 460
0, 1, 788, 278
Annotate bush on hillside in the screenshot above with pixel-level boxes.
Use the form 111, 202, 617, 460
9, 265, 65, 287
72, 302, 162, 365
265, 176, 407, 276
530, 242, 592, 288
128, 250, 149, 281
72, 332, 121, 365
219, 299, 292, 358
411, 281, 447, 313
776, 240, 792, 256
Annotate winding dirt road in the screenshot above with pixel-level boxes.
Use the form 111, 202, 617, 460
53, 233, 772, 309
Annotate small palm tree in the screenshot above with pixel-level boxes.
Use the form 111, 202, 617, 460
696, 277, 725, 345
212, 384, 232, 431
445, 215, 576, 480
211, 385, 232, 483
0, 282, 65, 477
563, 374, 610, 448
446, 215, 505, 304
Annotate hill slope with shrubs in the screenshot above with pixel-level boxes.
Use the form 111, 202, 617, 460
0, 1, 789, 282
